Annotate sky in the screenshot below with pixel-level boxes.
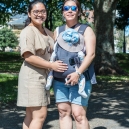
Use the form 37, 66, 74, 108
126, 26, 129, 36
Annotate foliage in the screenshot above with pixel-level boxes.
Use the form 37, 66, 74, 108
0, 0, 29, 25
0, 27, 19, 51
1, 0, 93, 30
115, 0, 129, 30
114, 29, 124, 53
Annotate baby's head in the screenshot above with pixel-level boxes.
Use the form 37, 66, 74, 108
62, 28, 79, 46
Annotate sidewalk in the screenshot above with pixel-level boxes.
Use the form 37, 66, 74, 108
0, 80, 129, 129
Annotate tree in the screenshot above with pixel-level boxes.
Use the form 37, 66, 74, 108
44, 0, 125, 74
115, 0, 129, 53
93, 0, 125, 74
93, 0, 129, 74
44, 0, 63, 30
0, 0, 91, 30
1, 0, 128, 74
0, 0, 29, 25
0, 27, 18, 51
115, 0, 129, 29
114, 29, 124, 53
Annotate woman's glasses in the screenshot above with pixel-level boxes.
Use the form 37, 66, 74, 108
63, 6, 77, 11
32, 9, 46, 16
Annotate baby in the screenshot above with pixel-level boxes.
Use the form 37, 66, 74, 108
45, 43, 87, 98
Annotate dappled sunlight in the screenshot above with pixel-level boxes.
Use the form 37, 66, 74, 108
90, 118, 124, 129
0, 107, 25, 129
103, 1, 111, 13
102, 41, 114, 54
88, 78, 129, 128
0, 96, 60, 129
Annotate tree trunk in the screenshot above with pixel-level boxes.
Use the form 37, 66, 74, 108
45, 10, 53, 31
45, 18, 49, 29
49, 11, 53, 31
94, 0, 124, 74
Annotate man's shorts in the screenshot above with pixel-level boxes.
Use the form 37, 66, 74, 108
53, 79, 92, 107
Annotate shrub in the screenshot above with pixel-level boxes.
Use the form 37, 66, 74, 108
0, 27, 18, 51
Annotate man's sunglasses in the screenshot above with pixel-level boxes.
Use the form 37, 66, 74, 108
63, 6, 77, 11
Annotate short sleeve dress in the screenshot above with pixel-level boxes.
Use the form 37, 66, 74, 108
17, 26, 54, 107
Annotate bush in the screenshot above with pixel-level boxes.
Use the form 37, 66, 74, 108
0, 27, 18, 51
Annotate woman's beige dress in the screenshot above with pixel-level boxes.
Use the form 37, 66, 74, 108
17, 26, 54, 107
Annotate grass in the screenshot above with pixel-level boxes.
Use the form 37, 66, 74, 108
0, 52, 23, 73
0, 52, 21, 105
116, 53, 129, 74
0, 52, 129, 105
97, 75, 129, 82
0, 74, 18, 105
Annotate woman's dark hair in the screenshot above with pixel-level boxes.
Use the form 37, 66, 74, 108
25, 0, 45, 27
62, 0, 81, 13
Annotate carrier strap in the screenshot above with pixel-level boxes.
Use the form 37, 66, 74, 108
59, 25, 65, 34
78, 24, 88, 35
59, 23, 88, 35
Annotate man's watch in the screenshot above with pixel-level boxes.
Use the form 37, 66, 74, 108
75, 70, 81, 77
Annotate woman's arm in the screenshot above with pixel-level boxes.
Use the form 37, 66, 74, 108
77, 26, 96, 74
23, 51, 67, 72
66, 26, 96, 85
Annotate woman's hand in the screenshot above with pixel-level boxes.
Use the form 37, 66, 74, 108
65, 72, 80, 86
51, 60, 68, 72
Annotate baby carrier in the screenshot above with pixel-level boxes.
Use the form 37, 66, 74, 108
53, 23, 97, 84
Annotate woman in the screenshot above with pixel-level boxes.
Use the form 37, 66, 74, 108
52, 0, 96, 129
17, 0, 67, 129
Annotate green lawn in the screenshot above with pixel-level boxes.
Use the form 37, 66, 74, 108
0, 52, 23, 73
0, 52, 129, 105
116, 53, 129, 74
0, 74, 18, 105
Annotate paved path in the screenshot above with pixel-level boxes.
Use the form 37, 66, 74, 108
0, 80, 129, 129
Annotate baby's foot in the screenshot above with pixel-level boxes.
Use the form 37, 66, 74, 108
46, 76, 53, 90
78, 90, 87, 98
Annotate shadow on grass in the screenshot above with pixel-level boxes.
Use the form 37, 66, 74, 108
0, 74, 18, 104
116, 53, 129, 73
0, 61, 22, 73
0, 52, 23, 73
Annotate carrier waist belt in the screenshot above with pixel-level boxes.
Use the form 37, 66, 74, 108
54, 70, 90, 83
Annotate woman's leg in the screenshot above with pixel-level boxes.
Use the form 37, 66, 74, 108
72, 104, 90, 129
23, 106, 47, 129
69, 80, 92, 129
53, 80, 73, 129
57, 102, 72, 129
23, 107, 32, 129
